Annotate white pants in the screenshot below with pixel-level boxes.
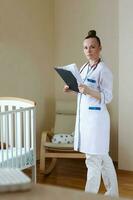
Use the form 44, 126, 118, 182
85, 154, 119, 197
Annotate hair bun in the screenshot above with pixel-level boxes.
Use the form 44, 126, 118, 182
84, 29, 101, 46
88, 30, 96, 37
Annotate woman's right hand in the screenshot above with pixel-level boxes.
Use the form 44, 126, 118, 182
63, 85, 77, 95
63, 85, 72, 92
63, 85, 71, 92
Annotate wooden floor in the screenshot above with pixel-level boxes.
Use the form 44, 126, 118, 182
25, 159, 133, 199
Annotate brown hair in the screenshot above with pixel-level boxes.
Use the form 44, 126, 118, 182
84, 30, 101, 46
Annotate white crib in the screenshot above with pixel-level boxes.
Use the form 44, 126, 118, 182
0, 97, 36, 182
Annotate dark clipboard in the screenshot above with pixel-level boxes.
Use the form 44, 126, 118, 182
54, 67, 79, 92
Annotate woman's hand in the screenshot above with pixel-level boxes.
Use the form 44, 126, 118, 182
78, 84, 90, 95
78, 84, 101, 100
63, 85, 72, 92
63, 85, 77, 95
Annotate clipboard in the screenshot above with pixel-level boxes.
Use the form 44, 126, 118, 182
54, 67, 79, 92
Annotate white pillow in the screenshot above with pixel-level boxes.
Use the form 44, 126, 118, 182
51, 132, 74, 144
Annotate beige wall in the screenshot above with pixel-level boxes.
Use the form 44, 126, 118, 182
118, 0, 133, 170
0, 0, 55, 158
54, 0, 118, 161
1, 0, 132, 170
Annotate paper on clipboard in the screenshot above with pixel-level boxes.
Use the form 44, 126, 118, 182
61, 63, 83, 85
54, 63, 83, 92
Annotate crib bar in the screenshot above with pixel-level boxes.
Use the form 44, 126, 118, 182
25, 110, 30, 152
1, 106, 6, 167
9, 112, 14, 168
0, 114, 4, 167
23, 110, 27, 168
31, 110, 34, 149
1, 106, 6, 144
15, 108, 18, 168
32, 107, 36, 182
5, 113, 9, 167
20, 112, 23, 169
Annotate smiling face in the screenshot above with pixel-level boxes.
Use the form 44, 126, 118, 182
83, 37, 101, 62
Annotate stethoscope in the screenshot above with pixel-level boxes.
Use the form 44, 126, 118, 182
80, 58, 101, 79
77, 58, 101, 150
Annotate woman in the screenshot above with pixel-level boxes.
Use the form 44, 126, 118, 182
64, 30, 119, 197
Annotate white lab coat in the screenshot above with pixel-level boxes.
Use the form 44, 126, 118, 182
74, 61, 113, 155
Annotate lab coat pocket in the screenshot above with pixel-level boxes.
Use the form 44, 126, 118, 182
87, 78, 96, 83
88, 106, 101, 111
86, 78, 97, 89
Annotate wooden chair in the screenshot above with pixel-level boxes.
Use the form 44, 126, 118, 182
40, 100, 85, 174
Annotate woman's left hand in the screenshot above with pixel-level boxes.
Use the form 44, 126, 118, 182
78, 84, 90, 95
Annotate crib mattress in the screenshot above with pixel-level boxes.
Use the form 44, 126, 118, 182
0, 148, 34, 169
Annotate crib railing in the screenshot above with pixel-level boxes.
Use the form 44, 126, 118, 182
0, 97, 36, 182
